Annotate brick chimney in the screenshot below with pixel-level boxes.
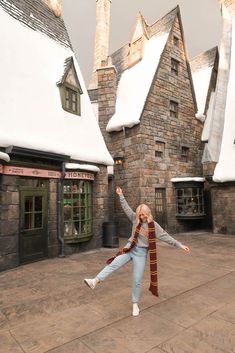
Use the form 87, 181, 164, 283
43, 0, 62, 17
89, 0, 112, 89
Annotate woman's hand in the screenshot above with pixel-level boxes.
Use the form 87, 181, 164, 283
181, 245, 190, 253
116, 186, 123, 196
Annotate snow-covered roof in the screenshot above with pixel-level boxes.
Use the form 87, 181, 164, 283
171, 177, 205, 183
213, 14, 235, 182
201, 91, 215, 142
0, 152, 10, 162
0, 0, 72, 49
106, 32, 169, 132
0, 5, 113, 166
111, 7, 178, 81
65, 163, 100, 173
190, 47, 218, 119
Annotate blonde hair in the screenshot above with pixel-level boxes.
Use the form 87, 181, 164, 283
136, 204, 153, 224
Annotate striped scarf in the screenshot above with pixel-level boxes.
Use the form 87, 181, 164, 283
106, 221, 158, 297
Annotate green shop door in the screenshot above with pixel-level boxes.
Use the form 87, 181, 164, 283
20, 188, 48, 264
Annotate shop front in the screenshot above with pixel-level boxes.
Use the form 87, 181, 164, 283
0, 162, 108, 271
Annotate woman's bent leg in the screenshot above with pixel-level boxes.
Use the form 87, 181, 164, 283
97, 253, 131, 282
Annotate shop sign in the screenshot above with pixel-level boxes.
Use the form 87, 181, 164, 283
64, 171, 95, 180
2, 166, 61, 178
0, 165, 95, 180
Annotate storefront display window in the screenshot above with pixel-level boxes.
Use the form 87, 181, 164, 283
171, 178, 206, 220
175, 187, 205, 219
63, 180, 92, 243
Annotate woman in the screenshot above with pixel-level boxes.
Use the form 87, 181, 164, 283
84, 187, 190, 316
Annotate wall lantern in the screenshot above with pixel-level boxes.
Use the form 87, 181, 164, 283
113, 153, 124, 166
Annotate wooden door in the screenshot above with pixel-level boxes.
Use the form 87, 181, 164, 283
20, 188, 48, 264
155, 188, 167, 229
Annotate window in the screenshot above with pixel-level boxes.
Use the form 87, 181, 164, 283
175, 187, 205, 217
128, 37, 145, 67
173, 36, 179, 47
63, 180, 92, 243
155, 141, 165, 158
61, 85, 81, 115
58, 57, 83, 116
170, 100, 178, 118
171, 58, 179, 76
65, 87, 78, 113
24, 196, 43, 230
181, 146, 189, 162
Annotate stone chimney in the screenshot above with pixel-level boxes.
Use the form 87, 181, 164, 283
42, 0, 62, 17
89, 0, 112, 89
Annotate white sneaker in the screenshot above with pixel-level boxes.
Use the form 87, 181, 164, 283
84, 278, 97, 290
132, 303, 140, 316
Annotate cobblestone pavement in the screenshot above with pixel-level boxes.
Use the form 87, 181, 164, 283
0, 232, 234, 353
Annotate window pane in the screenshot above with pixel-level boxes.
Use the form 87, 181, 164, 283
25, 197, 33, 212
35, 196, 42, 212
34, 213, 42, 228
24, 213, 33, 230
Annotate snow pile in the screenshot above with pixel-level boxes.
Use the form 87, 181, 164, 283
0, 7, 113, 166
106, 33, 169, 132
171, 177, 205, 183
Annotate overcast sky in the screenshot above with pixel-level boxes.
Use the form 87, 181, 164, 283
62, 0, 222, 85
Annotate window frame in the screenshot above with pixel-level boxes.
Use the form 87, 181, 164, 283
181, 146, 189, 162
171, 58, 179, 76
63, 180, 92, 243
170, 100, 179, 118
155, 141, 165, 158
173, 35, 179, 47
175, 186, 205, 219
60, 82, 81, 116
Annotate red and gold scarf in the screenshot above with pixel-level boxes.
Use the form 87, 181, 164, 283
106, 221, 158, 297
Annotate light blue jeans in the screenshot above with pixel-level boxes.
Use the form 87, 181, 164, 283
96, 246, 148, 303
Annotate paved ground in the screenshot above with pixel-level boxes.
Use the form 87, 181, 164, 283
0, 232, 234, 353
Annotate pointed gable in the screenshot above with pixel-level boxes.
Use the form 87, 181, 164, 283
128, 12, 149, 68
58, 57, 83, 92
107, 7, 178, 132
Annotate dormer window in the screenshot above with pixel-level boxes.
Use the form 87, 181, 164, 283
57, 57, 83, 116
128, 13, 149, 68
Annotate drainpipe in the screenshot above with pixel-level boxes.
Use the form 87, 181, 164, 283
57, 162, 66, 257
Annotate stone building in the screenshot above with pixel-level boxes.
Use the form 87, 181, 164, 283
193, 0, 235, 234
89, 4, 207, 237
0, 0, 113, 271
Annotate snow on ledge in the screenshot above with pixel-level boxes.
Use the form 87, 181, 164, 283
106, 32, 169, 132
0, 152, 10, 162
171, 177, 205, 183
65, 163, 100, 173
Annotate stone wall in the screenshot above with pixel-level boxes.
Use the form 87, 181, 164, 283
0, 175, 19, 271
97, 15, 204, 237
211, 183, 235, 234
